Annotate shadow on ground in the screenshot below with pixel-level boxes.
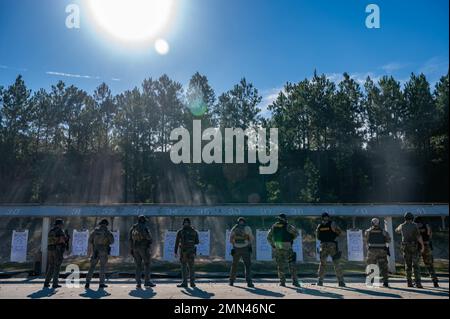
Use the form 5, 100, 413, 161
180, 287, 215, 299
128, 288, 157, 299
79, 288, 112, 299
27, 288, 57, 299
234, 285, 285, 298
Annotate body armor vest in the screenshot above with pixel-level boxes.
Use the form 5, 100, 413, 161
318, 221, 338, 242
272, 223, 294, 243
367, 228, 386, 248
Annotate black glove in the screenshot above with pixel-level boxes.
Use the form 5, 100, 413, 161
231, 248, 235, 256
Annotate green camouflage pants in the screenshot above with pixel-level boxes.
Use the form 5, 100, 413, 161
229, 246, 252, 283
318, 242, 344, 282
401, 243, 421, 284
421, 243, 437, 281
86, 248, 109, 285
180, 250, 196, 284
367, 248, 389, 284
274, 248, 297, 284
133, 245, 152, 285
44, 247, 64, 286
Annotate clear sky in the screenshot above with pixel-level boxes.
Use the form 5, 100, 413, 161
0, 0, 448, 107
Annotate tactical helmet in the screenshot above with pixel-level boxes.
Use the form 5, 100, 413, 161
278, 213, 287, 221
414, 216, 423, 224
183, 218, 191, 225
99, 219, 109, 226
371, 218, 380, 226
237, 217, 246, 223
138, 215, 147, 223
321, 212, 330, 219
54, 219, 64, 226
404, 212, 414, 221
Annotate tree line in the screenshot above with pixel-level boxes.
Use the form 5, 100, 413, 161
0, 71, 448, 204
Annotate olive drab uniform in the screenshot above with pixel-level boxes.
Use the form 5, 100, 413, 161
175, 226, 199, 285
267, 221, 299, 285
86, 225, 114, 286
417, 222, 438, 284
229, 224, 254, 285
365, 226, 391, 285
395, 221, 422, 285
316, 221, 344, 283
44, 227, 69, 287
129, 223, 153, 286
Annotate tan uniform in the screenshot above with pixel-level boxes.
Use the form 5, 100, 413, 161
86, 225, 114, 285
395, 221, 422, 285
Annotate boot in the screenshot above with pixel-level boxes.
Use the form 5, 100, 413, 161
293, 280, 301, 288
407, 280, 414, 288
247, 281, 255, 288
433, 279, 440, 288
383, 282, 389, 288
338, 281, 346, 287
316, 280, 323, 286
415, 282, 424, 289
43, 283, 50, 288
279, 281, 286, 287
190, 281, 196, 288
177, 282, 188, 288
99, 284, 108, 289
229, 280, 234, 286
84, 283, 90, 289
136, 283, 142, 289
52, 284, 62, 289
145, 281, 156, 288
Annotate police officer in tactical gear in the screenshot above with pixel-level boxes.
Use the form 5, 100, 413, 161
267, 214, 300, 287
364, 218, 391, 287
414, 216, 439, 287
85, 219, 114, 289
129, 215, 155, 289
175, 218, 199, 288
395, 212, 424, 288
316, 212, 346, 287
44, 219, 69, 288
229, 217, 255, 288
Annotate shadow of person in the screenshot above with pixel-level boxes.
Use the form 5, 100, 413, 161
300, 287, 344, 299
27, 287, 57, 299
181, 287, 215, 299
235, 285, 285, 298
129, 288, 157, 299
389, 286, 449, 298
337, 286, 402, 299
79, 288, 112, 299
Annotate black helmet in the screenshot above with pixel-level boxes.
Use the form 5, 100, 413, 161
321, 212, 330, 219
183, 218, 191, 225
99, 219, 109, 226
138, 215, 147, 223
54, 219, 64, 226
414, 216, 423, 224
237, 217, 246, 223
278, 213, 287, 221
404, 212, 414, 221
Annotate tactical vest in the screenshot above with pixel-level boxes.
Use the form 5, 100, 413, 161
418, 224, 430, 242
47, 227, 65, 247
318, 221, 337, 243
92, 227, 111, 246
131, 224, 149, 243
180, 227, 197, 249
272, 223, 294, 243
233, 226, 249, 244
367, 228, 386, 248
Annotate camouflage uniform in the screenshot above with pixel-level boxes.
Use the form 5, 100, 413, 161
129, 221, 153, 287
267, 218, 299, 286
416, 222, 438, 285
316, 221, 345, 284
175, 225, 199, 286
85, 223, 114, 287
395, 221, 422, 286
44, 223, 69, 288
229, 223, 254, 285
364, 226, 391, 285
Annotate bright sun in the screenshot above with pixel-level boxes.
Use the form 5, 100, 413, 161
87, 0, 176, 43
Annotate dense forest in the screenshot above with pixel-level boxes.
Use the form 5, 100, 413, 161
0, 71, 448, 204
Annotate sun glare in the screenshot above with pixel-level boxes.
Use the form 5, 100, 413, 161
87, 0, 176, 43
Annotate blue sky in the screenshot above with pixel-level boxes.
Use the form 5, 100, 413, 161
0, 0, 448, 108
